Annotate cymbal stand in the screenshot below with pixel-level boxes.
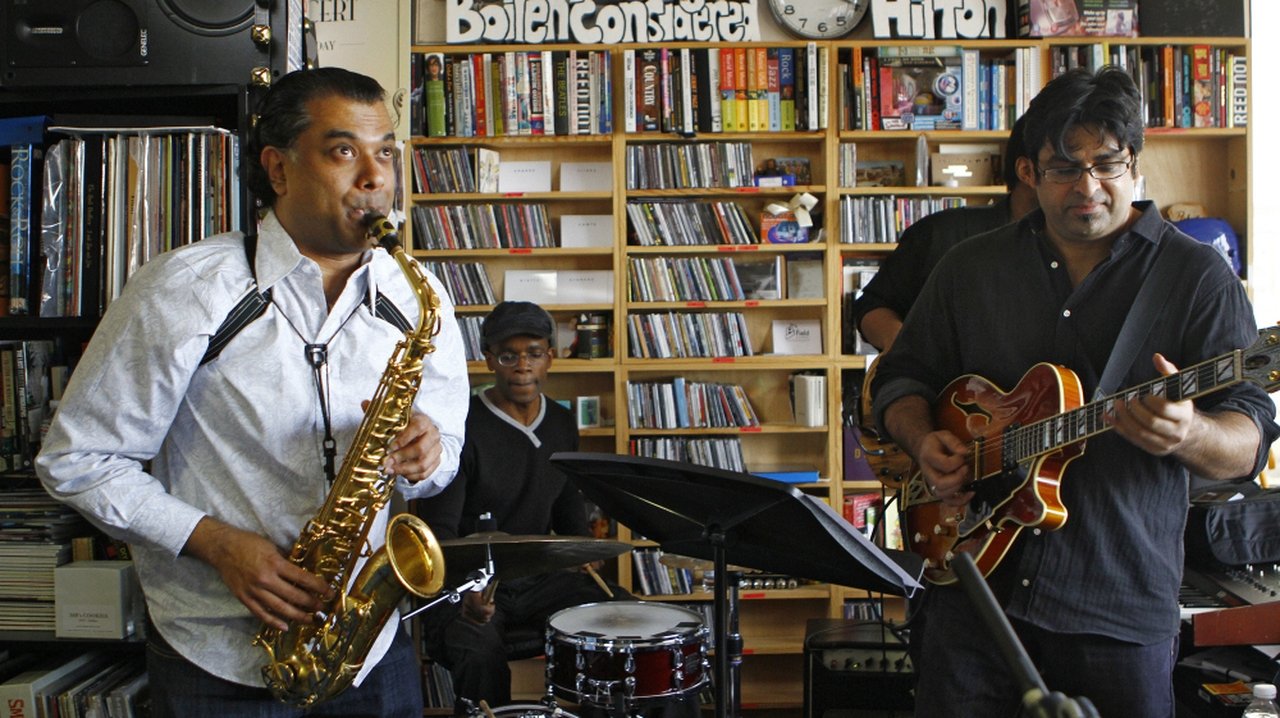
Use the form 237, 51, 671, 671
707, 528, 743, 718
402, 543, 496, 621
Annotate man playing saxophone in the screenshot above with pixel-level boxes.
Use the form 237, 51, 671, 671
36, 68, 469, 717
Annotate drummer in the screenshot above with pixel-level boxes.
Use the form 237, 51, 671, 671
413, 301, 628, 711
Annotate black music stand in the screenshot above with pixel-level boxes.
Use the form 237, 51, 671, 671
550, 452, 924, 718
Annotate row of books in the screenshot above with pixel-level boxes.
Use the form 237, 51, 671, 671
837, 45, 1041, 133
421, 662, 457, 710
1049, 43, 1247, 129
839, 195, 968, 244
0, 652, 147, 718
421, 260, 495, 307
624, 378, 760, 430
408, 146, 478, 194
455, 316, 484, 362
627, 436, 747, 473
841, 260, 882, 356
2, 117, 240, 320
626, 199, 757, 246
0, 341, 59, 473
631, 548, 697, 596
411, 49, 613, 138
625, 311, 755, 360
627, 255, 750, 303
621, 44, 828, 134
0, 485, 91, 632
410, 203, 555, 250
625, 141, 756, 190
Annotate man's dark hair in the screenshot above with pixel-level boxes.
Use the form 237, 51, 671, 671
243, 67, 387, 208
1004, 113, 1030, 192
1020, 66, 1144, 171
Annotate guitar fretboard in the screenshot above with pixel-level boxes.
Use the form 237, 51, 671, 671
1006, 351, 1242, 464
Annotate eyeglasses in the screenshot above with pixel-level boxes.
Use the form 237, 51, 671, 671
1037, 156, 1134, 184
494, 350, 549, 367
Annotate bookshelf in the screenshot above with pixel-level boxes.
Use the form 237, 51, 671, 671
405, 28, 1251, 708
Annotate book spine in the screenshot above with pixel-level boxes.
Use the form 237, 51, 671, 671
8, 144, 38, 315
719, 47, 736, 134
961, 48, 980, 131
527, 51, 545, 135
623, 49, 637, 134
1229, 54, 1247, 128
637, 49, 660, 133
424, 55, 447, 138
766, 47, 781, 132
778, 48, 795, 132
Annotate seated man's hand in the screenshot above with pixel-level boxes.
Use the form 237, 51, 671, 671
460, 590, 495, 625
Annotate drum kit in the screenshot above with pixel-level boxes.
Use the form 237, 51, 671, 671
412, 452, 926, 718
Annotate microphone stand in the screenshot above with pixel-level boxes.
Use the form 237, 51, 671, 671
951, 553, 1100, 718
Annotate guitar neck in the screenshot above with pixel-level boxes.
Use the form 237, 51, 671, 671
1009, 350, 1243, 464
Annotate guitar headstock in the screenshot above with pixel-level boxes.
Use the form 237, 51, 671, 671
1243, 326, 1280, 393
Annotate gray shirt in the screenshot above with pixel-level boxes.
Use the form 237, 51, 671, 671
36, 210, 469, 685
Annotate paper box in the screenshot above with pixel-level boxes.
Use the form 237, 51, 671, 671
930, 153, 994, 187
55, 561, 143, 639
1017, 0, 1139, 38
760, 212, 811, 244
497, 160, 552, 193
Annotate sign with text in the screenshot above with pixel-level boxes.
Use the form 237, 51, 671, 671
870, 0, 1007, 39
447, 0, 761, 44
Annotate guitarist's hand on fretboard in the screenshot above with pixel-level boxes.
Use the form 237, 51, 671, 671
1108, 353, 1195, 458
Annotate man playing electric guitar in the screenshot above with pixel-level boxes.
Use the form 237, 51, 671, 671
872, 67, 1279, 718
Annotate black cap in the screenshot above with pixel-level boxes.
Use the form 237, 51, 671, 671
481, 301, 555, 349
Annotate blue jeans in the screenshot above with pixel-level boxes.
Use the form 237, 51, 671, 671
913, 585, 1178, 718
146, 624, 423, 718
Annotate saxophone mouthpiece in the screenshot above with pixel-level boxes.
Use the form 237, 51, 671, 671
364, 213, 400, 252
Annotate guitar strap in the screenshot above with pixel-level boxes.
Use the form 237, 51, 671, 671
1092, 240, 1182, 401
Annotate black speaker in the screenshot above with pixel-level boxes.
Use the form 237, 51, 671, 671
0, 0, 289, 88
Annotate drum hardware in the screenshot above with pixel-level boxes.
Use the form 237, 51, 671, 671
401, 533, 629, 621
400, 540, 497, 622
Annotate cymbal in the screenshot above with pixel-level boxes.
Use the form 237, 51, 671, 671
439, 532, 629, 584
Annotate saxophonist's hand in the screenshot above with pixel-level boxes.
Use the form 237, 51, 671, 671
376, 408, 442, 483
183, 517, 333, 631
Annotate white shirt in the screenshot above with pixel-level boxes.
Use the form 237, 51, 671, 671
36, 211, 469, 686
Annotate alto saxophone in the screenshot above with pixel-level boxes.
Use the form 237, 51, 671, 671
254, 214, 447, 707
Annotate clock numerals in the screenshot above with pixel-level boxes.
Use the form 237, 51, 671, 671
769, 0, 867, 39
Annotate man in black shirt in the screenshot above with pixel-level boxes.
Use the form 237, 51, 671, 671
414, 301, 621, 710
852, 114, 1038, 353
873, 67, 1278, 717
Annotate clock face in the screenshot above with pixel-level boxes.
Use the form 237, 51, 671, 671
768, 0, 869, 39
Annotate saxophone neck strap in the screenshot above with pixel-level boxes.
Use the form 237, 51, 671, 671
199, 231, 413, 366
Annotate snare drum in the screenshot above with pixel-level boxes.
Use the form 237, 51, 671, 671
545, 601, 709, 707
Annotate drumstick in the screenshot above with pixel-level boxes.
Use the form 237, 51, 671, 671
481, 578, 499, 605
479, 700, 496, 718
585, 564, 614, 599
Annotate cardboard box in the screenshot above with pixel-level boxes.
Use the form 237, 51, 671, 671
760, 212, 811, 244
55, 561, 143, 639
930, 153, 995, 187
1017, 0, 1139, 38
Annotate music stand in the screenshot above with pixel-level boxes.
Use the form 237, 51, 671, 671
551, 452, 924, 718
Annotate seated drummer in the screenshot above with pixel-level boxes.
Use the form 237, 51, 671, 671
413, 301, 627, 711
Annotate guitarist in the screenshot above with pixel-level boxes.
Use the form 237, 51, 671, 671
873, 67, 1279, 718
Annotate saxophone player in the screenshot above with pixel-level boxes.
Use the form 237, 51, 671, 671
37, 68, 469, 717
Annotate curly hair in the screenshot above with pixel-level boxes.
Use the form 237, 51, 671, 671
243, 67, 386, 207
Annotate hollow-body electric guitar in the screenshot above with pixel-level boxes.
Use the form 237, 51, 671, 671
904, 326, 1280, 585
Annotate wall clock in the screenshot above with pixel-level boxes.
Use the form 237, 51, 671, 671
767, 0, 870, 39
